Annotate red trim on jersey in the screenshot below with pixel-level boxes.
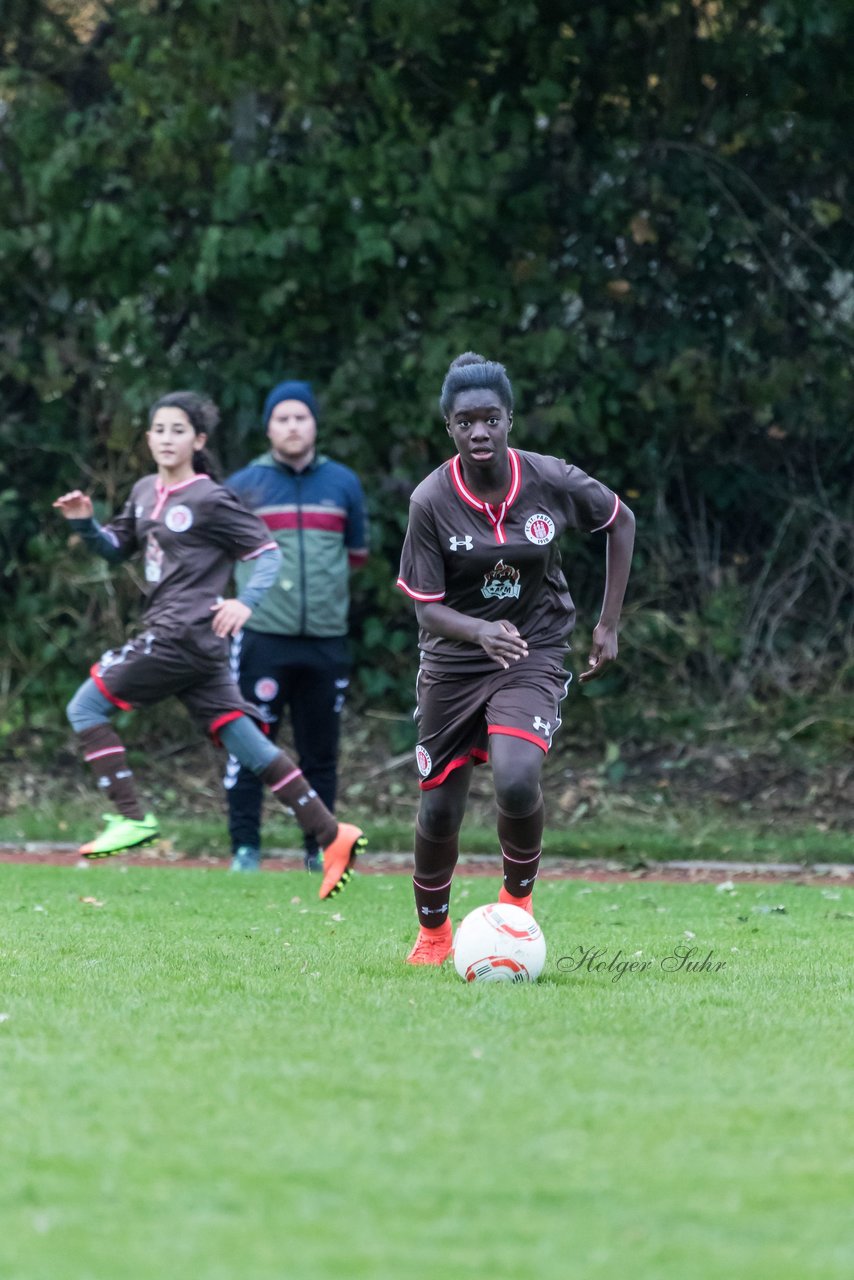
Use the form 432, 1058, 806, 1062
89, 663, 134, 712
261, 511, 347, 534
239, 541, 278, 561
450, 449, 521, 545
591, 494, 621, 533
209, 709, 270, 748
487, 725, 550, 752
419, 747, 489, 790
396, 577, 445, 602
150, 473, 209, 520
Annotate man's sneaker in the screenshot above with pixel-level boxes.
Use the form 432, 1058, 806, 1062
79, 813, 159, 858
406, 919, 453, 966
318, 823, 366, 899
230, 845, 261, 872
303, 846, 323, 874
498, 885, 534, 916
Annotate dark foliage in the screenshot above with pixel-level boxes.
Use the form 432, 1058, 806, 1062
1, 0, 852, 739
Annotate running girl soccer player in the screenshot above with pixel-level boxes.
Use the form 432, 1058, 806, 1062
397, 353, 635, 963
54, 390, 365, 898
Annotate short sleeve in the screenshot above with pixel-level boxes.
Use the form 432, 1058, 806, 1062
205, 487, 278, 560
396, 499, 446, 602
562, 465, 621, 533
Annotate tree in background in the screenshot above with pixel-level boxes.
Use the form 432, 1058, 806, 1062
1, 0, 851, 739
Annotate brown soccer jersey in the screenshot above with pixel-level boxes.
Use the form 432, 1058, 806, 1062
100, 473, 277, 632
397, 448, 620, 673
84, 473, 277, 737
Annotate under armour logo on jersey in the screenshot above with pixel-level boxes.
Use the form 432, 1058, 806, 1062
533, 716, 551, 736
449, 535, 474, 551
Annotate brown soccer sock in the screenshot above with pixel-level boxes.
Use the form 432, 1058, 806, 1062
412, 818, 459, 929
262, 753, 338, 850
77, 724, 144, 820
497, 793, 544, 899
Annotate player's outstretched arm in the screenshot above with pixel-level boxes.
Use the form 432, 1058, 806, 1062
53, 490, 94, 520
579, 500, 636, 684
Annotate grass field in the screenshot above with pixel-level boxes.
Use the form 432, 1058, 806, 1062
1, 863, 852, 1280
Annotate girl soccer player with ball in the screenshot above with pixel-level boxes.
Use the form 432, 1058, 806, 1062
397, 354, 635, 963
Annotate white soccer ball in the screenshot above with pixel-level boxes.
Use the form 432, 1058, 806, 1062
453, 902, 546, 983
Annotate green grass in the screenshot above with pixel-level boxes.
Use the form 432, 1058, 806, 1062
1, 798, 852, 862
1, 865, 852, 1280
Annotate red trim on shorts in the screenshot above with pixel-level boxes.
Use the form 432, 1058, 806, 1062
487, 725, 549, 752
209, 709, 270, 748
348, 548, 369, 568
419, 747, 489, 791
89, 663, 133, 712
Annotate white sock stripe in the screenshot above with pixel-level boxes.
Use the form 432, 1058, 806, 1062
413, 876, 454, 892
500, 849, 542, 864
84, 746, 125, 762
271, 769, 302, 792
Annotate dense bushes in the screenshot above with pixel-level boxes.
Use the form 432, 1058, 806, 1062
1, 0, 852, 739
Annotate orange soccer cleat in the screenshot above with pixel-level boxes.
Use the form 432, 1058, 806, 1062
318, 822, 366, 899
498, 885, 534, 916
406, 918, 453, 966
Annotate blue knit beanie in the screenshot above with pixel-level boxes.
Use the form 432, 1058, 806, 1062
262, 380, 319, 426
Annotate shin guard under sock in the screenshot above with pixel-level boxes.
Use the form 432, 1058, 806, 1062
497, 793, 544, 899
261, 754, 338, 850
412, 818, 459, 929
77, 724, 144, 820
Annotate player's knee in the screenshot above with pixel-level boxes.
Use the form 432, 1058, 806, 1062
493, 770, 541, 816
66, 680, 113, 732
418, 791, 465, 839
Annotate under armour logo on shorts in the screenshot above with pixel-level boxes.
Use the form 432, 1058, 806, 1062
533, 716, 551, 736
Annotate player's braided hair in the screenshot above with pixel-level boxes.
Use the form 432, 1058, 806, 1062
149, 391, 223, 480
439, 351, 514, 418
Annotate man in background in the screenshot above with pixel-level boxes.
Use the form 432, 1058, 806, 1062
225, 379, 369, 873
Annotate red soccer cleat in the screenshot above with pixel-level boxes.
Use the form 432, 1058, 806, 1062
498, 885, 534, 916
319, 822, 366, 899
406, 919, 453, 966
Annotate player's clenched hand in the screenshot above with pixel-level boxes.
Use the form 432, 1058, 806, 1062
477, 619, 529, 669
53, 490, 94, 520
578, 621, 619, 683
210, 598, 252, 638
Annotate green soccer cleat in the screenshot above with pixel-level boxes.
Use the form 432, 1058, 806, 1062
79, 813, 159, 858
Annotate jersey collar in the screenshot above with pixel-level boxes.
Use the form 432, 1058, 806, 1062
450, 449, 521, 546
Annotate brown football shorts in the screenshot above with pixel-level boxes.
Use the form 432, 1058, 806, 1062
413, 648, 572, 790
89, 621, 264, 743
